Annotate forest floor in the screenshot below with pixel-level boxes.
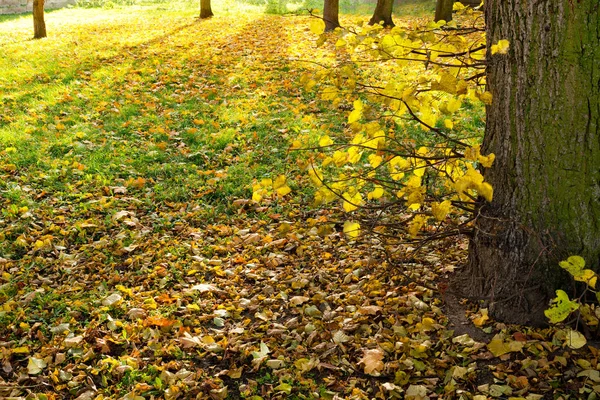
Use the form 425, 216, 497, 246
0, 3, 598, 399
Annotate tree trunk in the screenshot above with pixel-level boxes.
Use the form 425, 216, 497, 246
458, 0, 600, 326
33, 0, 46, 39
200, 0, 213, 19
434, 0, 453, 22
323, 0, 340, 31
369, 0, 394, 28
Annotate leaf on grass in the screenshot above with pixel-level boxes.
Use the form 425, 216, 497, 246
359, 348, 384, 376
405, 384, 427, 399
487, 338, 510, 357
252, 342, 270, 359
274, 382, 292, 394
332, 330, 350, 344
294, 358, 317, 373
289, 296, 310, 306
273, 175, 292, 196
564, 329, 586, 349
27, 356, 47, 375
187, 283, 219, 293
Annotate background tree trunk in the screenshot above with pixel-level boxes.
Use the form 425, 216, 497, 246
434, 0, 453, 22
369, 0, 394, 28
458, 0, 600, 325
33, 0, 46, 39
323, 0, 340, 31
200, 0, 213, 18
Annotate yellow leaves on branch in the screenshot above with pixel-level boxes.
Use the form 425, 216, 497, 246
343, 220, 361, 240
318, 135, 334, 147
465, 145, 495, 168
252, 175, 292, 202
408, 214, 427, 237
454, 165, 493, 202
348, 100, 363, 124
559, 255, 597, 288
431, 200, 451, 222
342, 190, 363, 212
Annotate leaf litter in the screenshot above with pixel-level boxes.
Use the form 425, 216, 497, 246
0, 5, 599, 400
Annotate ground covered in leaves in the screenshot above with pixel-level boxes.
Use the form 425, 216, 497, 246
1, 3, 600, 399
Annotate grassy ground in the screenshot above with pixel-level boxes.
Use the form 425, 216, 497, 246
0, 3, 593, 400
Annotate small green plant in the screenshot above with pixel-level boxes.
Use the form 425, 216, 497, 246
545, 256, 599, 349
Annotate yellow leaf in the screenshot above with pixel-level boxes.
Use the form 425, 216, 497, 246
368, 154, 382, 168
431, 200, 451, 221
11, 346, 30, 354
478, 153, 495, 168
368, 186, 384, 200
332, 150, 347, 166
353, 99, 364, 111
347, 146, 362, 164
252, 191, 263, 202
420, 317, 435, 331
343, 221, 360, 240
310, 19, 326, 35
560, 256, 597, 288
432, 72, 458, 94
308, 166, 323, 187
276, 185, 291, 196
478, 91, 493, 105
319, 136, 334, 147
478, 182, 493, 202
444, 119, 454, 129
491, 39, 510, 55
487, 338, 510, 357
472, 308, 489, 327
408, 215, 427, 237
116, 285, 134, 297
348, 109, 362, 124
273, 175, 291, 197
342, 191, 362, 212
446, 98, 462, 113
321, 87, 338, 101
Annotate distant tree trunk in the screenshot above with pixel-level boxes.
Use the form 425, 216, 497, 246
457, 0, 600, 326
33, 0, 46, 39
368, 0, 394, 28
434, 0, 453, 22
200, 0, 213, 18
323, 0, 340, 31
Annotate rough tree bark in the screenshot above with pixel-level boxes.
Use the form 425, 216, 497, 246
458, 0, 600, 325
369, 0, 394, 28
33, 0, 46, 39
434, 0, 453, 22
323, 0, 340, 31
200, 0, 213, 19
